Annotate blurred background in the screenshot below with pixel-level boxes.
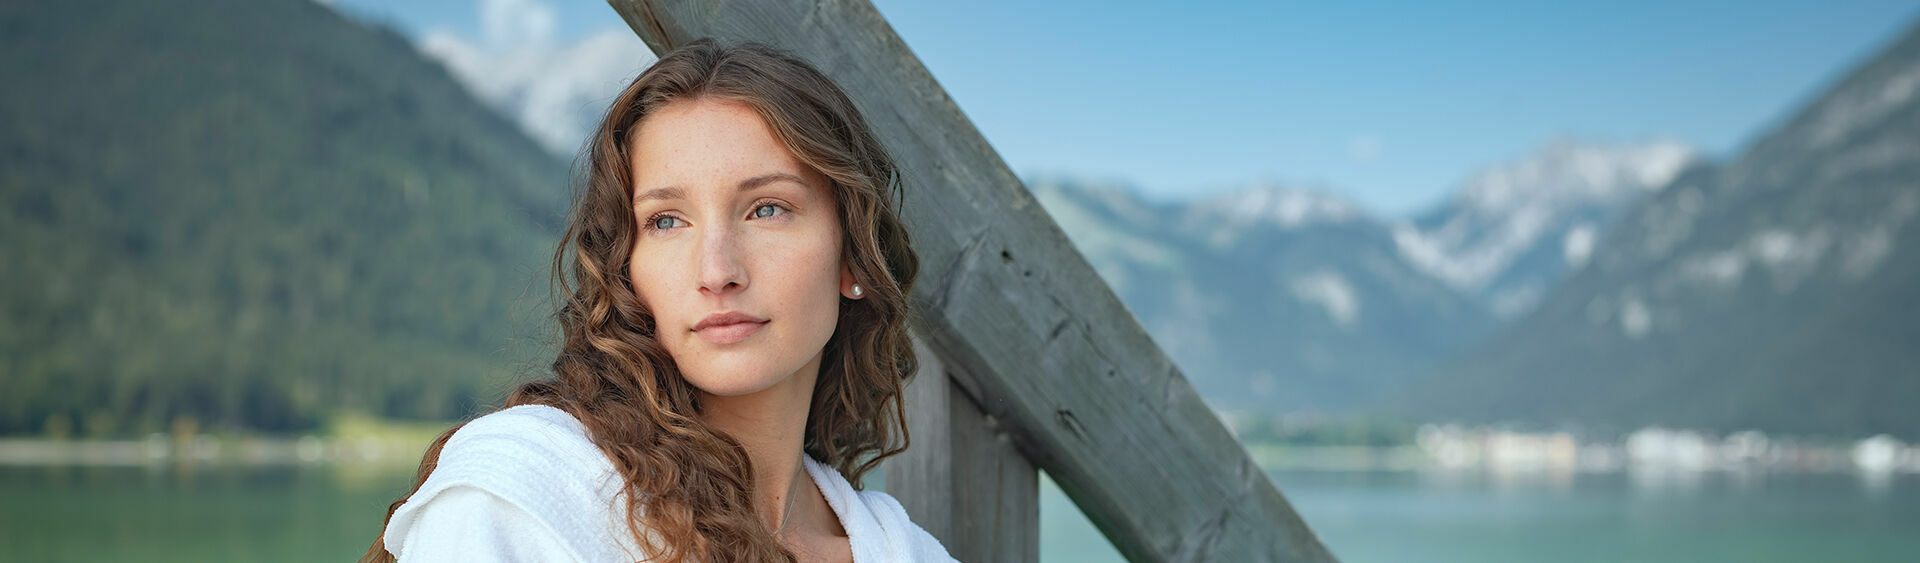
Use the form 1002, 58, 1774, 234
3, 0, 1918, 561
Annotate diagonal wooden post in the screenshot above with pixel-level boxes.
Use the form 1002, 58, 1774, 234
606, 1, 1339, 561
891, 333, 1038, 561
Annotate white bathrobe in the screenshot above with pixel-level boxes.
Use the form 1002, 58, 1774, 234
383, 404, 956, 562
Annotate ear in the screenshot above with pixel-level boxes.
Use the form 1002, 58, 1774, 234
840, 265, 862, 300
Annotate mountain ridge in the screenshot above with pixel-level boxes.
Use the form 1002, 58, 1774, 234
1030, 175, 1494, 412
1392, 19, 1920, 439
1394, 139, 1698, 318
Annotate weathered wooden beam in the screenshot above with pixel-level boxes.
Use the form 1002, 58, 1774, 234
889, 334, 1037, 562
605, 1, 1338, 561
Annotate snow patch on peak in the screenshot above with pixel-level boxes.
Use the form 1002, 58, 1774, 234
1457, 139, 1696, 215
1395, 140, 1696, 301
1810, 61, 1920, 148
1563, 223, 1598, 269
1289, 270, 1362, 328
1392, 201, 1555, 291
1198, 184, 1362, 229
1674, 226, 1835, 294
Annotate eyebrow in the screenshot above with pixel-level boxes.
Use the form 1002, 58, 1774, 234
633, 172, 808, 204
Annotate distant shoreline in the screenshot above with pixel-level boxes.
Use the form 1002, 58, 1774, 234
7, 435, 1913, 476
0, 434, 433, 468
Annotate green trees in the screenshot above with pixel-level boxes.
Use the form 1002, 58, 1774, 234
1, 0, 574, 435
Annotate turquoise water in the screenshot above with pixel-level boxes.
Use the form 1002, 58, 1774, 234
3, 464, 1915, 561
1043, 468, 1920, 562
0, 464, 411, 562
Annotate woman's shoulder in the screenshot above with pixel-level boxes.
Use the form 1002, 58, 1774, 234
426, 404, 615, 484
409, 403, 623, 503
802, 456, 957, 561
384, 404, 645, 562
447, 404, 599, 452
850, 489, 957, 561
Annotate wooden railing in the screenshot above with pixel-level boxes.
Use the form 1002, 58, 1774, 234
606, 1, 1338, 561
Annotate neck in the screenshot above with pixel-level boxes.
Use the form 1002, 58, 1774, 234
697, 349, 824, 532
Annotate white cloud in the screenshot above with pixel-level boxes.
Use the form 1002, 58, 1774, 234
418, 0, 657, 155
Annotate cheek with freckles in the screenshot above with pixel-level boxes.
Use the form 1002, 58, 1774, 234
627, 227, 844, 398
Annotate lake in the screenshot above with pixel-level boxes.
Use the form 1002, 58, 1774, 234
1046, 467, 1920, 562
3, 464, 1915, 561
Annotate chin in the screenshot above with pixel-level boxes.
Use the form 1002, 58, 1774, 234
691, 377, 784, 397
682, 359, 789, 397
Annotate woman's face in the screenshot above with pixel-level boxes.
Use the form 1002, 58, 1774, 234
626, 97, 856, 397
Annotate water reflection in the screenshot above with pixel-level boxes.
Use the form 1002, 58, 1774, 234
1038, 463, 1920, 563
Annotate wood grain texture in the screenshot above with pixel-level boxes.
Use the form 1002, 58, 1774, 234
889, 334, 1038, 562
605, 1, 1338, 561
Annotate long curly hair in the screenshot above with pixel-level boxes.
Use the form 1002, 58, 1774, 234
363, 38, 921, 562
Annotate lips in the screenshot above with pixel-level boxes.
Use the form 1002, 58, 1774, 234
694, 311, 768, 331
693, 311, 769, 345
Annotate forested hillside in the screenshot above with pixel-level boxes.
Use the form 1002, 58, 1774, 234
0, 0, 574, 435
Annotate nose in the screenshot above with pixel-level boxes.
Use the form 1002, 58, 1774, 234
696, 221, 748, 296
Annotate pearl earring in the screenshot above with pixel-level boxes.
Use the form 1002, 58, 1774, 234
851, 284, 863, 298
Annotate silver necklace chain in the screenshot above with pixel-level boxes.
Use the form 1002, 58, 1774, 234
770, 455, 804, 535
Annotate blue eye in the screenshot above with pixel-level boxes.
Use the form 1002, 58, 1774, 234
645, 202, 783, 235
648, 215, 683, 230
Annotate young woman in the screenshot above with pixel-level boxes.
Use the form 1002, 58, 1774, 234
362, 38, 954, 562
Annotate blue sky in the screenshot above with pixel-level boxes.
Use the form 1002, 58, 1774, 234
336, 0, 1920, 215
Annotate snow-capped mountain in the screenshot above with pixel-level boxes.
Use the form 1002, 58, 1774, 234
1398, 20, 1920, 438
415, 2, 657, 156
1031, 176, 1494, 412
1395, 140, 1697, 317
1187, 183, 1365, 232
